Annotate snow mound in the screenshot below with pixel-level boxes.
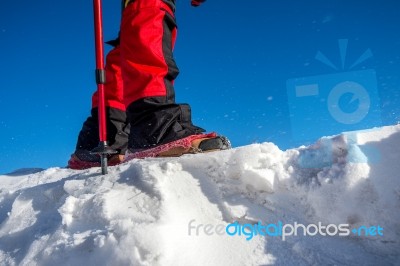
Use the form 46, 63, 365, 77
1, 125, 400, 265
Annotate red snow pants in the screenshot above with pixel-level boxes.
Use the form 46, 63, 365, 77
91, 0, 177, 111
83, 0, 203, 151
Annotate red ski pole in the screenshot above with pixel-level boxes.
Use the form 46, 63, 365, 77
91, 0, 116, 175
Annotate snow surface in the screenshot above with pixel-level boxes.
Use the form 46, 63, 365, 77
1, 125, 400, 266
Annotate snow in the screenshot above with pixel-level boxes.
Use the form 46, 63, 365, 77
1, 125, 400, 266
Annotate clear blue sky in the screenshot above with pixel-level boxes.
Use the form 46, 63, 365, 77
1, 0, 399, 174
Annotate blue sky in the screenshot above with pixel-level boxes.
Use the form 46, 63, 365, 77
1, 0, 399, 174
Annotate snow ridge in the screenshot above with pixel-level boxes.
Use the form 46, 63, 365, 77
1, 125, 400, 265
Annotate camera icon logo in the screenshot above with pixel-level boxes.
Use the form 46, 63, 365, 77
287, 39, 382, 142
327, 80, 370, 125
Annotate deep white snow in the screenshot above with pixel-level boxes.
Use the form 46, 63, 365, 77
1, 125, 400, 266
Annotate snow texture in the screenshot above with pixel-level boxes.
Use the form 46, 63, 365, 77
1, 125, 400, 266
